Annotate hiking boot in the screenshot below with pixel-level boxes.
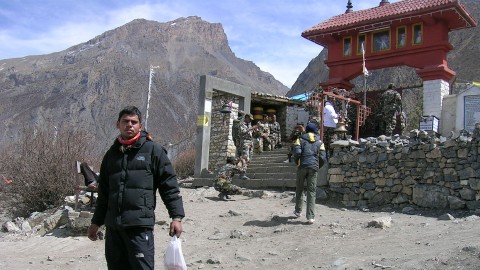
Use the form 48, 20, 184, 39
292, 210, 301, 218
283, 159, 290, 163
241, 175, 250, 180
225, 195, 232, 199
307, 219, 315, 225
218, 193, 227, 201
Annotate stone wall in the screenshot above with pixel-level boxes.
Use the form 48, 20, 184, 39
286, 105, 309, 134
208, 93, 238, 172
327, 130, 480, 210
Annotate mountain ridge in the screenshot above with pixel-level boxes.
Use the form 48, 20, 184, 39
0, 17, 289, 152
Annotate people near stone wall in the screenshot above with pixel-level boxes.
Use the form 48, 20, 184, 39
214, 157, 245, 201
252, 114, 270, 153
283, 123, 305, 163
323, 100, 338, 157
260, 114, 271, 151
232, 111, 245, 157
292, 122, 327, 224
268, 114, 282, 150
251, 120, 262, 154
237, 113, 254, 165
473, 123, 480, 143
376, 84, 405, 136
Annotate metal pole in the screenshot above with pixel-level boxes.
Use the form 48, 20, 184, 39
363, 75, 367, 107
320, 93, 325, 141
145, 65, 159, 131
356, 105, 360, 141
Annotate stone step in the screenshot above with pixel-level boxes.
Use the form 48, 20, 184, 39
249, 154, 291, 160
249, 159, 290, 166
192, 165, 329, 189
246, 172, 297, 180
191, 144, 323, 189
246, 165, 297, 174
192, 178, 297, 189
250, 152, 289, 161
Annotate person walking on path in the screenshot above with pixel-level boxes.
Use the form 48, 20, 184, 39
87, 106, 185, 270
292, 122, 327, 224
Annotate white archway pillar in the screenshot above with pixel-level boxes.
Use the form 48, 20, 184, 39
423, 79, 449, 119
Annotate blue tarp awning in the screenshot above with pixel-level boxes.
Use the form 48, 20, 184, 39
289, 92, 311, 101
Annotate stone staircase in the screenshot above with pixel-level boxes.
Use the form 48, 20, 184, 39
192, 146, 299, 189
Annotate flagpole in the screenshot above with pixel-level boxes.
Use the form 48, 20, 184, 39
363, 74, 367, 107
361, 42, 368, 107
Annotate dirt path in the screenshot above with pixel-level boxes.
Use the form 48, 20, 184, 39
1, 187, 480, 269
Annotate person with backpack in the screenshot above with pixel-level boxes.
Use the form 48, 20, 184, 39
292, 122, 327, 225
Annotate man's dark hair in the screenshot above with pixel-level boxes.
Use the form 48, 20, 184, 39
226, 157, 235, 164
118, 106, 142, 123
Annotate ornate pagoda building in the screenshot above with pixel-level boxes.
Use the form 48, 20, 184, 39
302, 0, 477, 126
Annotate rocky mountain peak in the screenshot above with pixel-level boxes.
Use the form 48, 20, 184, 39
0, 17, 289, 151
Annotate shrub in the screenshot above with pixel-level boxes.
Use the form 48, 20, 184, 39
0, 127, 95, 216
172, 147, 196, 178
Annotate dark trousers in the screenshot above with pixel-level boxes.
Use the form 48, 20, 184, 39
323, 127, 336, 157
105, 227, 155, 270
80, 162, 99, 186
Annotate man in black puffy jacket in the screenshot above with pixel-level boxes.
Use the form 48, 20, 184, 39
87, 106, 185, 270
292, 122, 326, 225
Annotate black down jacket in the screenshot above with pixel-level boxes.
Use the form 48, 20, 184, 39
91, 131, 185, 229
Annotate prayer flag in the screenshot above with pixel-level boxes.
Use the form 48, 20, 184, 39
362, 42, 369, 77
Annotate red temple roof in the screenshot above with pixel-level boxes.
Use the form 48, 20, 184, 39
303, 0, 477, 38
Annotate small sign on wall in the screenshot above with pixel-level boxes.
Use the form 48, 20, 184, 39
464, 95, 480, 132
197, 115, 209, 126
419, 115, 439, 133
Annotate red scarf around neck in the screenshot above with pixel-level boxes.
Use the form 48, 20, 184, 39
117, 132, 141, 145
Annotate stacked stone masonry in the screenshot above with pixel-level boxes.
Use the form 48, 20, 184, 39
209, 94, 238, 171
327, 129, 480, 210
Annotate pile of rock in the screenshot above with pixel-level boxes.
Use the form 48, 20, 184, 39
1, 192, 97, 236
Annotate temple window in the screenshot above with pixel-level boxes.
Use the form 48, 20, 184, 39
343, 36, 352, 56
372, 29, 390, 52
396, 26, 406, 48
412, 23, 423, 45
357, 34, 366, 55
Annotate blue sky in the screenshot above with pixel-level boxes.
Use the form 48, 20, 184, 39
0, 0, 399, 88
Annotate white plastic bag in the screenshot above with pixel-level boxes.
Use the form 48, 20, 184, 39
163, 235, 187, 270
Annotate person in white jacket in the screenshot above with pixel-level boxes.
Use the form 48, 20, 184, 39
323, 100, 338, 156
